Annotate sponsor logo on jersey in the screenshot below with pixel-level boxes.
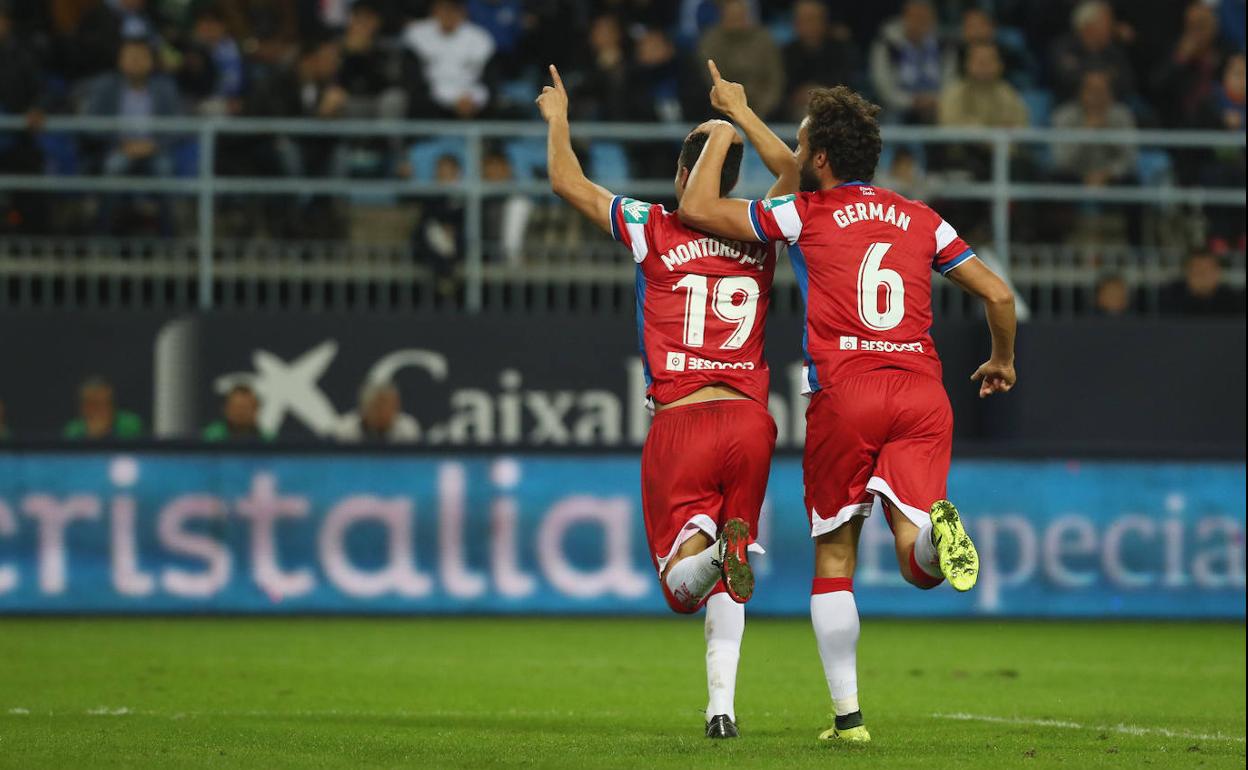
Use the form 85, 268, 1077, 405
621, 198, 651, 224
832, 201, 910, 231
839, 336, 924, 353
761, 194, 796, 211
658, 237, 767, 272
665, 352, 756, 371
859, 186, 876, 196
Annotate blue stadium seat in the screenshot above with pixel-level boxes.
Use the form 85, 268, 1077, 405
172, 139, 200, 177
498, 77, 539, 118
503, 138, 547, 181
38, 132, 80, 176
768, 18, 795, 46
738, 146, 772, 191
1136, 149, 1173, 186
589, 141, 630, 185
406, 137, 468, 181
1022, 89, 1053, 127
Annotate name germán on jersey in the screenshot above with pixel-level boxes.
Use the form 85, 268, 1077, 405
747, 182, 978, 392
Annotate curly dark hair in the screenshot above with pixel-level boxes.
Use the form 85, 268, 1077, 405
679, 130, 744, 197
805, 86, 883, 183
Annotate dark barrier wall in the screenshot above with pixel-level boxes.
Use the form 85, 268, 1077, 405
0, 451, 1242, 617
0, 312, 1244, 455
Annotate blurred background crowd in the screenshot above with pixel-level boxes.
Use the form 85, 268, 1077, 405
0, 0, 1243, 240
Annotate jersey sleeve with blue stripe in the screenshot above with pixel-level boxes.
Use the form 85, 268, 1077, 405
749, 195, 803, 245
932, 219, 977, 275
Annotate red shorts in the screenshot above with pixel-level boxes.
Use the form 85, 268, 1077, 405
641, 399, 776, 574
803, 371, 953, 537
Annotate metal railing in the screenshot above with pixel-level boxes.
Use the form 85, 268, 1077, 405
1, 116, 1244, 314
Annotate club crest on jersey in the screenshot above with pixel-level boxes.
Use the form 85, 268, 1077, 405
761, 194, 796, 211
621, 198, 651, 224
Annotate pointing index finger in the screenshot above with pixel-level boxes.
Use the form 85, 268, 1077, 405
549, 64, 565, 92
707, 59, 722, 84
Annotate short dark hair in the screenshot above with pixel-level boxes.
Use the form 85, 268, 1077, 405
805, 86, 882, 183
225, 383, 257, 401
679, 131, 743, 197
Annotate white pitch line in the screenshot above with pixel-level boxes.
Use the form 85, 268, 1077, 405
932, 712, 1246, 744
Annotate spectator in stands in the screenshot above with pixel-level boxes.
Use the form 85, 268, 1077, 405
782, 0, 860, 122
0, 0, 47, 234
412, 153, 465, 302
1052, 70, 1137, 186
0, 396, 9, 440
179, 5, 246, 116
239, 35, 347, 236
82, 38, 181, 234
936, 42, 1029, 182
632, 26, 681, 122
939, 43, 1029, 129
71, 0, 161, 80
203, 384, 272, 442
403, 0, 495, 119
1093, 273, 1131, 316
696, 0, 783, 120
64, 376, 144, 440
483, 148, 532, 266
1151, 2, 1227, 129
246, 36, 346, 125
468, 0, 528, 72
1160, 250, 1246, 316
340, 2, 389, 100
213, 0, 298, 94
83, 38, 181, 177
335, 381, 419, 443
1050, 1, 1136, 104
947, 7, 1033, 89
572, 14, 631, 121
1192, 53, 1247, 249
1194, 51, 1246, 133
870, 0, 944, 124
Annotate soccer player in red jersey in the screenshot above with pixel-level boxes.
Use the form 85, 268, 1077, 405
538, 63, 797, 739
678, 81, 1018, 743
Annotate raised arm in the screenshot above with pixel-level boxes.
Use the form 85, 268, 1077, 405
707, 60, 798, 197
677, 122, 761, 242
537, 65, 614, 235
945, 259, 1018, 398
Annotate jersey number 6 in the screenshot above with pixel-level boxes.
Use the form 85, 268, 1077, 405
858, 242, 905, 331
674, 274, 760, 350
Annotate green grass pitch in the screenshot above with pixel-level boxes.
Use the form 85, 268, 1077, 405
0, 618, 1243, 768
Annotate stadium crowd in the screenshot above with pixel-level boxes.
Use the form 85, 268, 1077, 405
1, 3, 1244, 201
0, 0, 1244, 312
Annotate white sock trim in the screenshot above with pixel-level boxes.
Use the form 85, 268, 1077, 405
833, 693, 860, 717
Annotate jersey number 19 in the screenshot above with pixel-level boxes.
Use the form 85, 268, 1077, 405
674, 274, 760, 350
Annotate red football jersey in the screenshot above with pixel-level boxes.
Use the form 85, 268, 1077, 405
748, 182, 977, 392
611, 195, 779, 406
